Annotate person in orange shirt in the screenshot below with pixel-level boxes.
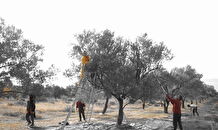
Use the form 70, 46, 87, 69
166, 94, 183, 130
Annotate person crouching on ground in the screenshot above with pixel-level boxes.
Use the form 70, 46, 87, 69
166, 94, 183, 130
26, 94, 36, 127
76, 100, 86, 122
187, 103, 199, 116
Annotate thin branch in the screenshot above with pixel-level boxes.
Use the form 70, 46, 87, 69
111, 92, 117, 98
153, 72, 168, 95
140, 66, 159, 80
123, 102, 129, 109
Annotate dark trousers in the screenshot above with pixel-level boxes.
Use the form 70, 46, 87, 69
79, 110, 86, 121
173, 113, 183, 130
193, 107, 199, 116
26, 113, 34, 125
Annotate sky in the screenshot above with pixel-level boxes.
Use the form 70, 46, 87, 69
0, 0, 218, 90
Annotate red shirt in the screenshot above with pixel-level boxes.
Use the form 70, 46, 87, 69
166, 95, 181, 114
76, 101, 85, 110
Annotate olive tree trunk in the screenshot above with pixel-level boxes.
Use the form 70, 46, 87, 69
182, 98, 185, 108
117, 97, 124, 125
102, 97, 109, 114
163, 98, 169, 113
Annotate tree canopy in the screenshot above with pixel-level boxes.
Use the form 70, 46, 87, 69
69, 30, 174, 125
0, 18, 56, 96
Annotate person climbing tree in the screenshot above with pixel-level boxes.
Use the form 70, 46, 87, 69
76, 100, 86, 122
187, 103, 199, 116
26, 94, 36, 127
166, 94, 183, 130
80, 51, 90, 78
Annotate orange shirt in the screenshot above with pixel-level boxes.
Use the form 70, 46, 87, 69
81, 56, 89, 64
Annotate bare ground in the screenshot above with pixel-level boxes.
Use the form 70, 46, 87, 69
0, 97, 218, 130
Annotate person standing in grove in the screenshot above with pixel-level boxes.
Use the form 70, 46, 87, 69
26, 94, 36, 127
166, 94, 183, 130
76, 100, 86, 122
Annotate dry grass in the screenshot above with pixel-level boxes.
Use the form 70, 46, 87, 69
36, 101, 69, 112
92, 102, 169, 121
0, 101, 26, 119
0, 99, 71, 129
0, 122, 24, 130
0, 98, 207, 130
0, 98, 4, 101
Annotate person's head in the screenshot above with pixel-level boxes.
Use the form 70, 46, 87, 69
175, 95, 183, 100
187, 104, 190, 107
29, 94, 35, 101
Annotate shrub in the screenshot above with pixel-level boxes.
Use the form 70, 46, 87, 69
46, 98, 56, 104
3, 112, 22, 117
15, 101, 26, 106
61, 95, 68, 101
63, 105, 75, 112
7, 103, 14, 106
67, 98, 73, 102
109, 101, 116, 105
37, 96, 48, 102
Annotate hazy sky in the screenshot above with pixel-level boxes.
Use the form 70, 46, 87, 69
1, 0, 218, 90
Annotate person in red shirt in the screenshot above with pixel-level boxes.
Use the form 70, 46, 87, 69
76, 100, 86, 122
166, 94, 183, 130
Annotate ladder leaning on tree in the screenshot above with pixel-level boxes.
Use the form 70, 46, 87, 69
57, 52, 96, 130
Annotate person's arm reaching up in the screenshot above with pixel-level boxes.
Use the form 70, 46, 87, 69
166, 94, 176, 104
